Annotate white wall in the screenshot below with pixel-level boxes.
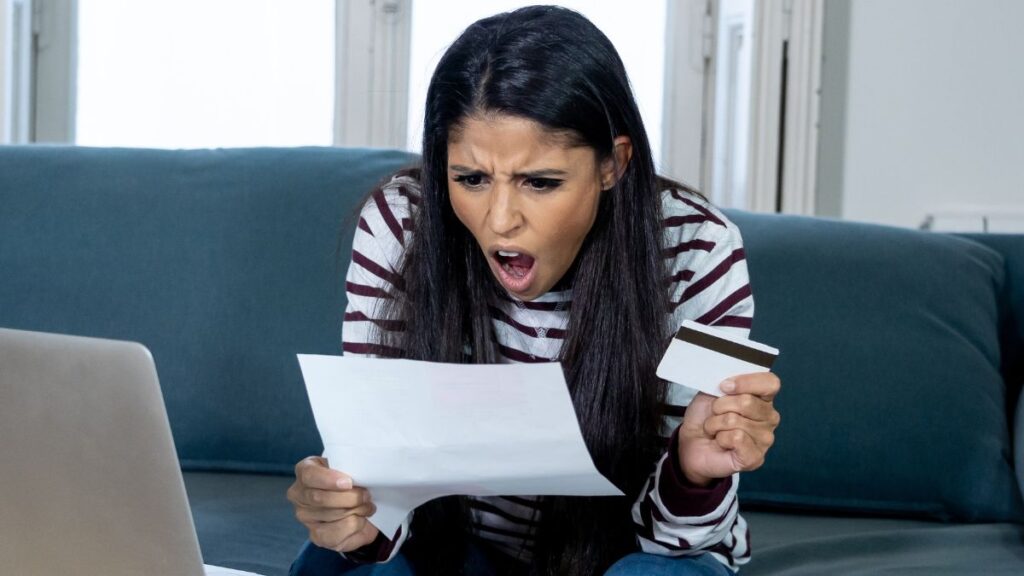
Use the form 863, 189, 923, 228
828, 0, 1024, 231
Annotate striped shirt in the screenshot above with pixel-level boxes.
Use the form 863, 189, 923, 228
342, 174, 754, 571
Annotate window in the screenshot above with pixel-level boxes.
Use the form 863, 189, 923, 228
75, 0, 334, 148
406, 1, 667, 166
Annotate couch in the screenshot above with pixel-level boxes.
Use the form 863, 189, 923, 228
1, 146, 1021, 575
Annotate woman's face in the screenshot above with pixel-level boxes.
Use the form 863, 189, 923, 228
447, 113, 626, 301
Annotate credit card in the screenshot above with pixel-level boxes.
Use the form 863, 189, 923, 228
656, 320, 779, 397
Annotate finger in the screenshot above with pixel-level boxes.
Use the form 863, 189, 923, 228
715, 429, 766, 471
703, 413, 776, 449
296, 502, 376, 524
331, 515, 370, 552
711, 393, 777, 424
297, 486, 371, 510
296, 456, 354, 490
337, 520, 380, 553
309, 515, 366, 551
720, 372, 781, 401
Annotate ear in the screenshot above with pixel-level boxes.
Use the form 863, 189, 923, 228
600, 136, 633, 190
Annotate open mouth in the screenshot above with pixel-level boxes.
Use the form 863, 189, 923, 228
491, 248, 538, 294
494, 250, 536, 278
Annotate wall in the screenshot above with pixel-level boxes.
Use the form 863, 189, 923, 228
817, 0, 1024, 231
0, 0, 10, 142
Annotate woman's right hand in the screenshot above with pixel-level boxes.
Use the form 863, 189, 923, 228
287, 456, 380, 553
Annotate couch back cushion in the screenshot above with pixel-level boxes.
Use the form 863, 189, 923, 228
960, 233, 1024, 503
725, 210, 1024, 522
0, 146, 414, 474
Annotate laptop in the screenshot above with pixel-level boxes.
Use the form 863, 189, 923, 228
0, 328, 258, 576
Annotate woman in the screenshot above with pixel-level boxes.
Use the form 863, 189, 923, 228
288, 6, 780, 575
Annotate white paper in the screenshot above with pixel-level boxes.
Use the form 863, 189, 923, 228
657, 320, 779, 398
297, 355, 623, 536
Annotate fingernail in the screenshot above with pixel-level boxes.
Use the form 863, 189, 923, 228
337, 477, 353, 490
720, 380, 736, 393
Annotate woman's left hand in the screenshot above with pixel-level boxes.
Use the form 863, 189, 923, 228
677, 372, 781, 486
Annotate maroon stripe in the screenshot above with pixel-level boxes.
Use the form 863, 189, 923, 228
658, 403, 687, 418
342, 341, 403, 358
646, 490, 730, 528
489, 306, 538, 338
713, 315, 753, 329
687, 500, 739, 527
497, 344, 552, 363
638, 494, 666, 536
488, 306, 566, 340
346, 281, 393, 299
707, 542, 735, 563
634, 494, 658, 540
636, 493, 692, 550
397, 185, 420, 205
663, 214, 715, 228
671, 189, 726, 227
695, 285, 752, 325
358, 217, 374, 236
663, 239, 716, 258
401, 218, 414, 231
373, 188, 405, 245
352, 250, 405, 291
665, 269, 696, 285
657, 469, 734, 521
722, 514, 744, 549
677, 248, 746, 305
344, 311, 405, 332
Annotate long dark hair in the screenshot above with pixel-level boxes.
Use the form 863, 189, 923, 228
375, 6, 673, 574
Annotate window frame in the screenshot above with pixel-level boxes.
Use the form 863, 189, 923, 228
25, 0, 76, 143
1, 0, 43, 143
334, 0, 410, 149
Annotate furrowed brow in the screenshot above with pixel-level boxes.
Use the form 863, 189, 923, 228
514, 169, 569, 178
448, 166, 569, 178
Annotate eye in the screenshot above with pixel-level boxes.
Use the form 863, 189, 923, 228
525, 177, 563, 192
453, 173, 487, 189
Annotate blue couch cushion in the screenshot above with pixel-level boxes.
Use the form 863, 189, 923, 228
0, 146, 416, 473
725, 211, 1024, 522
742, 511, 1024, 576
960, 233, 1024, 502
960, 234, 1024, 402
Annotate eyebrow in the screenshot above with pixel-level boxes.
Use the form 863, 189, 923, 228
449, 165, 569, 178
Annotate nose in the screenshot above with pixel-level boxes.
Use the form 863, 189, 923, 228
487, 184, 524, 237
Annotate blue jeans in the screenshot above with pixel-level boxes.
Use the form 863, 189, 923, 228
290, 540, 733, 576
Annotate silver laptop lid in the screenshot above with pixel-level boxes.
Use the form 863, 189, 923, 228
0, 328, 204, 576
